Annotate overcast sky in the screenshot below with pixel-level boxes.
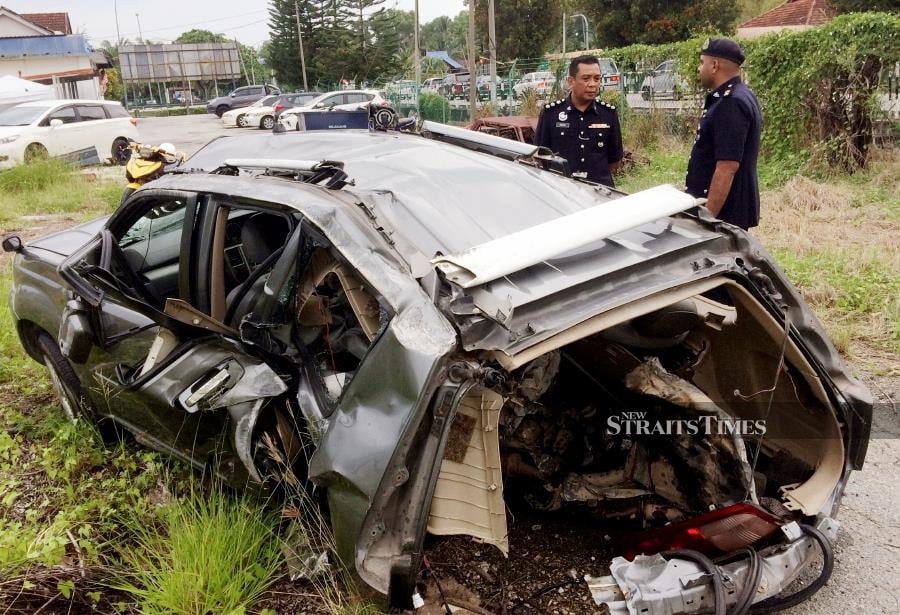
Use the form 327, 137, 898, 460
10, 0, 467, 47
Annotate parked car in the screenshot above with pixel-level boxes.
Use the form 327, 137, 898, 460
206, 84, 281, 117
220, 95, 281, 128
513, 70, 556, 98
4, 126, 871, 614
640, 59, 689, 100
439, 72, 471, 99
422, 76, 444, 92
476, 74, 510, 101
597, 56, 621, 91
235, 92, 319, 130
0, 99, 137, 168
277, 89, 384, 130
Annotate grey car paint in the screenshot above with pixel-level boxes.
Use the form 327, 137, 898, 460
6, 129, 872, 607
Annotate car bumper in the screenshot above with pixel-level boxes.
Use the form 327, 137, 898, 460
221, 114, 240, 127
0, 142, 24, 168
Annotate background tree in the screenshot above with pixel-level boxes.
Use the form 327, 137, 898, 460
174, 29, 228, 44
473, 0, 561, 60
831, 0, 900, 12
580, 0, 738, 47
420, 13, 468, 57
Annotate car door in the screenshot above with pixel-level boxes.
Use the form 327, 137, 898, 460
58, 190, 288, 477
75, 104, 114, 161
41, 104, 80, 157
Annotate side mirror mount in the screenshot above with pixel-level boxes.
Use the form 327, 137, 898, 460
59, 299, 94, 364
2, 235, 22, 253
49, 118, 63, 127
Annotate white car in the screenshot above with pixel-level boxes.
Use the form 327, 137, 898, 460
220, 95, 281, 128
240, 92, 319, 130
513, 71, 557, 99
0, 99, 138, 169
278, 90, 384, 131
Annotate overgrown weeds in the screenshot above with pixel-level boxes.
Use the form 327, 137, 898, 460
110, 487, 283, 614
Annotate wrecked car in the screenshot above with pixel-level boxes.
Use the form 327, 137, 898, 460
4, 122, 871, 613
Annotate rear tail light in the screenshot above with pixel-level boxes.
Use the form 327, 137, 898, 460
610, 75, 620, 83
274, 103, 284, 112
129, 117, 138, 126
624, 502, 783, 558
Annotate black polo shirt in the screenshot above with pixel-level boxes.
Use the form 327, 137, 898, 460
685, 76, 762, 230
535, 95, 623, 187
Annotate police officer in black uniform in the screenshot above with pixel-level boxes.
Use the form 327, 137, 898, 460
535, 55, 623, 187
685, 38, 762, 230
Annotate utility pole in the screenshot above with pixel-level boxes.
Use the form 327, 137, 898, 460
113, 0, 121, 46
488, 0, 496, 106
467, 0, 477, 121
294, 0, 309, 91
414, 0, 421, 117
562, 11, 566, 54
135, 12, 143, 42
234, 38, 250, 84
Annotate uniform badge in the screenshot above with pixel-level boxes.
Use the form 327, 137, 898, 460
558, 111, 568, 121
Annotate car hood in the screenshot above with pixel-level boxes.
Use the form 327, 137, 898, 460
27, 216, 107, 257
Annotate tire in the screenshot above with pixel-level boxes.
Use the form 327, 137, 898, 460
37, 332, 86, 423
260, 115, 275, 130
237, 114, 247, 127
216, 105, 228, 118
24, 143, 48, 163
111, 138, 130, 165
37, 332, 123, 441
672, 86, 683, 101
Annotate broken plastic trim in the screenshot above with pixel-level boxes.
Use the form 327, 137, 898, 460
622, 502, 783, 558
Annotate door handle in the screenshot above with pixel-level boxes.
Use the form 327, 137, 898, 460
179, 366, 231, 412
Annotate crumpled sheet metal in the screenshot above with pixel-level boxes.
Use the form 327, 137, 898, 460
623, 357, 757, 510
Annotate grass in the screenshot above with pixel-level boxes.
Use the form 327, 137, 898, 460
111, 488, 283, 614
0, 159, 122, 227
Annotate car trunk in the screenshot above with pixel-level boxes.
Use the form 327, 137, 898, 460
420, 278, 845, 610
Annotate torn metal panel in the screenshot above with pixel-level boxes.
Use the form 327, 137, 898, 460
432, 184, 702, 289
427, 387, 508, 555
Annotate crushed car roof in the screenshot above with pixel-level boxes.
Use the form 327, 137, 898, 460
183, 130, 637, 257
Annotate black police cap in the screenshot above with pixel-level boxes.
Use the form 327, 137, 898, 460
700, 38, 745, 65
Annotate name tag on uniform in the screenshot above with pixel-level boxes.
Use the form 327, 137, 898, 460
588, 123, 609, 129
555, 122, 570, 128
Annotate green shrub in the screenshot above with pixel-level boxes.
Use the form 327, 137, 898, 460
0, 158, 73, 193
418, 92, 451, 122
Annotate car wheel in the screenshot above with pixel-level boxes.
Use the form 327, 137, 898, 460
216, 105, 228, 118
37, 332, 86, 423
261, 115, 275, 130
24, 143, 48, 163
111, 138, 130, 165
641, 87, 651, 101
672, 86, 683, 101
237, 114, 247, 127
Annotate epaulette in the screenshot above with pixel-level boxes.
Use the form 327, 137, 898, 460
544, 99, 564, 110
595, 97, 616, 110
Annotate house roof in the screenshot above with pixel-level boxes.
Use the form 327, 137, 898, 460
426, 50, 464, 71
0, 34, 91, 58
20, 11, 72, 35
0, 6, 53, 35
739, 0, 835, 29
